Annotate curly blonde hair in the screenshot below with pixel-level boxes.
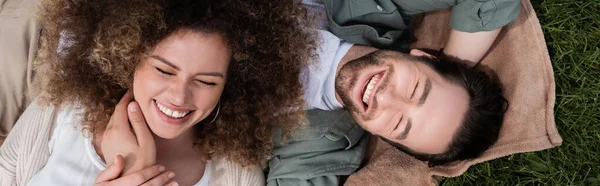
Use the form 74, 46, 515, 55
34, 0, 317, 165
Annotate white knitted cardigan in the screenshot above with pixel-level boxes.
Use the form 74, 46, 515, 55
0, 99, 264, 186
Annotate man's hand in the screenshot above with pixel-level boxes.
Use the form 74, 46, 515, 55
101, 91, 156, 176
94, 155, 177, 186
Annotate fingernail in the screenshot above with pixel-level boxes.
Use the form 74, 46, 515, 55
159, 166, 165, 172
128, 103, 137, 112
113, 155, 120, 165
172, 182, 179, 186
168, 172, 176, 179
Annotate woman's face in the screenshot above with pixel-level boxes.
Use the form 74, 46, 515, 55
133, 29, 231, 139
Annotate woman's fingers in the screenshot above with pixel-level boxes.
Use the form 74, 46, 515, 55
94, 155, 125, 183
164, 180, 180, 186
127, 102, 155, 150
112, 164, 167, 185
128, 101, 157, 167
140, 171, 176, 186
106, 91, 134, 130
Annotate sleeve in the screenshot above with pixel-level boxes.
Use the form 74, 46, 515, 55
0, 99, 55, 185
266, 112, 368, 186
266, 136, 349, 186
0, 113, 23, 185
394, 0, 521, 32
0, 0, 41, 144
449, 0, 521, 32
267, 175, 339, 186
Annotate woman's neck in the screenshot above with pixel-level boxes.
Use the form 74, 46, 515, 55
154, 128, 198, 158
154, 129, 208, 186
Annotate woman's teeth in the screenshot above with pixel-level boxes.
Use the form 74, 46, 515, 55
362, 74, 380, 105
156, 101, 190, 118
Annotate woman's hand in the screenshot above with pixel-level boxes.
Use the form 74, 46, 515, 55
101, 91, 156, 176
94, 155, 178, 186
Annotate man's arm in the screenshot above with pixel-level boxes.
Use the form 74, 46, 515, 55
443, 28, 502, 63
440, 0, 520, 63
395, 0, 520, 62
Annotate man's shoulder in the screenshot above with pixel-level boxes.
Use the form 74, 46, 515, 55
273, 109, 364, 149
268, 109, 369, 184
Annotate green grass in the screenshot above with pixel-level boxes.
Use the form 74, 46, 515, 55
442, 0, 600, 185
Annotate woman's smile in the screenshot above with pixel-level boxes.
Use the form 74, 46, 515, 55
153, 99, 194, 125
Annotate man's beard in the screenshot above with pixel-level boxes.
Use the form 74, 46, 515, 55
335, 66, 361, 114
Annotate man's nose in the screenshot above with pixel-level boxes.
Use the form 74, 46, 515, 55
377, 85, 411, 110
379, 95, 410, 110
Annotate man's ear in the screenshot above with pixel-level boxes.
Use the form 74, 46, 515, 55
410, 49, 437, 60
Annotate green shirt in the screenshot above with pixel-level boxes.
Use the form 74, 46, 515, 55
267, 109, 368, 186
325, 0, 521, 48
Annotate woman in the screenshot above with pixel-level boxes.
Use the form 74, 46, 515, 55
0, 0, 316, 185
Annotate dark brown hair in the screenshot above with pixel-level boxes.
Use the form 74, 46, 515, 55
34, 0, 317, 165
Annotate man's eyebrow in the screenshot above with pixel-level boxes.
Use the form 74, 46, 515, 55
398, 119, 412, 140
418, 79, 432, 106
151, 55, 179, 70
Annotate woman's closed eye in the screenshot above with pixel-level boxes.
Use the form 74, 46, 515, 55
155, 66, 218, 86
195, 79, 217, 86
155, 67, 174, 76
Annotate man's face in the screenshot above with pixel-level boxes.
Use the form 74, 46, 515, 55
335, 49, 470, 154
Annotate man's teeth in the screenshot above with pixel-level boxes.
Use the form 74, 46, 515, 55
156, 102, 190, 118
362, 74, 380, 104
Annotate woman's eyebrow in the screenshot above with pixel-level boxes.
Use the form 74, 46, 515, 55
195, 72, 224, 78
151, 55, 179, 70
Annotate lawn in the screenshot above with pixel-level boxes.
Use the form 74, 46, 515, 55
442, 0, 600, 185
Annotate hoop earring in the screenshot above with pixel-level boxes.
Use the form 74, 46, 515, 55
205, 101, 220, 124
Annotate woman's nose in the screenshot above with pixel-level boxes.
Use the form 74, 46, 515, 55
167, 80, 190, 106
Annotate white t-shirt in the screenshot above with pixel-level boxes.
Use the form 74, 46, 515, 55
300, 0, 354, 110
301, 30, 353, 110
27, 106, 211, 186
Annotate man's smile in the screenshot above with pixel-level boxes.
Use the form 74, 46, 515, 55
353, 70, 387, 113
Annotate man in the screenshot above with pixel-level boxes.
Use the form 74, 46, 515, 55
266, 0, 518, 185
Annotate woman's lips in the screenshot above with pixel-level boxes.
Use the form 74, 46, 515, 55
153, 100, 193, 125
